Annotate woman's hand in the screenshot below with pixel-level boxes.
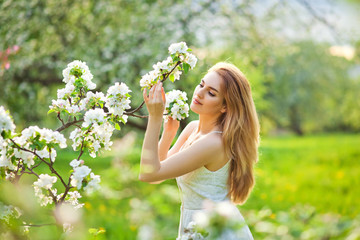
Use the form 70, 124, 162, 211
163, 118, 180, 134
143, 82, 166, 119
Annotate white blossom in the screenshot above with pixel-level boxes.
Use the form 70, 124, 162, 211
79, 91, 106, 110
33, 185, 57, 206
21, 127, 67, 149
57, 82, 75, 99
69, 128, 81, 150
50, 99, 69, 111
193, 211, 210, 228
105, 82, 132, 117
62, 60, 96, 90
185, 53, 198, 69
0, 138, 16, 170
34, 174, 57, 189
66, 105, 81, 114
71, 165, 91, 189
14, 149, 35, 167
168, 42, 188, 54
152, 57, 174, 72
0, 106, 16, 133
65, 191, 84, 209
107, 82, 131, 96
71, 121, 114, 158
36, 148, 57, 162
83, 108, 106, 127
179, 221, 206, 240
164, 90, 189, 121
70, 159, 82, 168
84, 172, 101, 194
215, 201, 238, 219
172, 68, 182, 81
140, 69, 160, 89
5, 171, 16, 181
0, 203, 22, 223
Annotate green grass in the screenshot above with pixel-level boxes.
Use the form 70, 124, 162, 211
81, 133, 360, 239
243, 133, 360, 217
2, 133, 359, 239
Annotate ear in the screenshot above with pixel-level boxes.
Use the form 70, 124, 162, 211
220, 105, 227, 113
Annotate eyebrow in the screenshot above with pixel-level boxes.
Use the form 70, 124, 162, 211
201, 79, 219, 92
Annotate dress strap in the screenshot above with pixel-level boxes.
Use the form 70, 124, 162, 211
210, 131, 223, 134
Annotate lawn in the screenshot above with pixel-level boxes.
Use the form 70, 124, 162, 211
2, 133, 359, 239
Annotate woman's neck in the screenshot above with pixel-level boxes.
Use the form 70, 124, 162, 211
196, 114, 221, 135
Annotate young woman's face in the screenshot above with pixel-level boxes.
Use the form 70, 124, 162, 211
190, 71, 226, 116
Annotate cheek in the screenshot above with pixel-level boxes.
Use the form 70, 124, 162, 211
192, 86, 199, 97
206, 98, 224, 110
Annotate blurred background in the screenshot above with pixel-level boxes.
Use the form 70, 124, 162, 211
1, 0, 360, 239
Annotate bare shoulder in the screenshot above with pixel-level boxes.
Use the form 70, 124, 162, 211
167, 120, 199, 158
184, 120, 199, 132
179, 120, 198, 139
198, 131, 223, 151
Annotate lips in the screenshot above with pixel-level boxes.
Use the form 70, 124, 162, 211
193, 98, 202, 105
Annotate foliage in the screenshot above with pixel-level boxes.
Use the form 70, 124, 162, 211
0, 41, 198, 238
2, 0, 359, 134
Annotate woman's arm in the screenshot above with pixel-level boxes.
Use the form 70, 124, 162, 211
140, 130, 223, 182
139, 83, 223, 183
158, 119, 179, 161
167, 120, 198, 158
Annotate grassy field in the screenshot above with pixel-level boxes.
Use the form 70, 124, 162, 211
2, 133, 359, 239
245, 133, 360, 216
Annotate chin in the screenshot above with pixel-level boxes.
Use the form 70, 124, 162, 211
190, 103, 200, 114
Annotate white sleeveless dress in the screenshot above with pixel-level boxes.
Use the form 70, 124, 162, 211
175, 131, 254, 239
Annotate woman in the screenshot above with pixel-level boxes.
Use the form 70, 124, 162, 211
140, 62, 260, 239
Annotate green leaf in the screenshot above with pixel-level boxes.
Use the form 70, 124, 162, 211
120, 117, 126, 124
183, 63, 190, 74
187, 48, 192, 52
169, 74, 175, 82
115, 123, 121, 130
47, 109, 56, 115
1, 130, 11, 139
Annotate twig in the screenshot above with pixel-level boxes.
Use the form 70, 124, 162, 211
60, 183, 73, 203
76, 123, 93, 161
123, 112, 148, 118
126, 61, 181, 114
9, 139, 68, 188
56, 118, 84, 132
57, 112, 65, 126
30, 161, 43, 170
22, 170, 40, 178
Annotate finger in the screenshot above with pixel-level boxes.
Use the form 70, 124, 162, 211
149, 86, 154, 99
153, 83, 159, 100
143, 88, 148, 102
154, 82, 163, 101
149, 83, 157, 99
161, 85, 166, 103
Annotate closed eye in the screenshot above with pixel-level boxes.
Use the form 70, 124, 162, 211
199, 83, 215, 96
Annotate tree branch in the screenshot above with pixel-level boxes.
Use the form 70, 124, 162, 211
126, 61, 181, 114
56, 118, 84, 132
9, 139, 68, 188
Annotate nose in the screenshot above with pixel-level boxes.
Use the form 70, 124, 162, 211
196, 87, 205, 99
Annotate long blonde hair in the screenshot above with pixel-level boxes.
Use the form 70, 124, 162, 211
209, 62, 260, 205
